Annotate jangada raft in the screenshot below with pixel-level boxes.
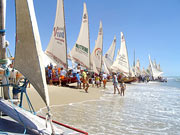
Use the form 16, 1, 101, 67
0, 0, 88, 134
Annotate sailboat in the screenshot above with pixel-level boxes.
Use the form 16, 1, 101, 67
111, 32, 136, 83
135, 59, 141, 76
157, 63, 162, 72
0, 0, 88, 134
68, 3, 90, 70
149, 55, 163, 80
45, 0, 68, 69
91, 21, 103, 73
103, 35, 116, 73
111, 32, 130, 75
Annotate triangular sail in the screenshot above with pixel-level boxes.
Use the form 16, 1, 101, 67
69, 3, 90, 69
135, 59, 141, 76
111, 49, 120, 72
45, 0, 67, 69
15, 0, 49, 106
92, 60, 99, 75
153, 59, 157, 69
130, 66, 135, 77
146, 64, 152, 76
103, 61, 110, 75
68, 48, 76, 69
141, 67, 147, 76
111, 32, 130, 76
157, 64, 162, 72
149, 55, 163, 79
91, 21, 103, 72
103, 35, 116, 71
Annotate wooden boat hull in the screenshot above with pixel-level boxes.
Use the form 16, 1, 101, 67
118, 77, 137, 83
52, 76, 77, 85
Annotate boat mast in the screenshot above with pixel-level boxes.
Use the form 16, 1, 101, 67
133, 49, 135, 67
101, 21, 103, 73
63, 0, 68, 70
0, 0, 7, 64
87, 4, 90, 71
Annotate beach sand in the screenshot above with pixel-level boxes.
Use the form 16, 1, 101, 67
22, 82, 111, 111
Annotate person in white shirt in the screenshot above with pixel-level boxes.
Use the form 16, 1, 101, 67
102, 72, 107, 88
112, 73, 120, 94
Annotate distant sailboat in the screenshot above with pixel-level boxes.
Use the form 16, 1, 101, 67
111, 32, 130, 76
141, 67, 147, 76
103, 35, 116, 72
69, 3, 90, 69
135, 59, 141, 76
45, 0, 68, 69
157, 63, 162, 72
153, 59, 157, 69
92, 60, 99, 75
149, 55, 163, 79
91, 21, 103, 72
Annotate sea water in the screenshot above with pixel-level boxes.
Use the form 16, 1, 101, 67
40, 77, 180, 135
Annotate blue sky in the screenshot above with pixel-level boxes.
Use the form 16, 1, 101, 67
5, 0, 180, 76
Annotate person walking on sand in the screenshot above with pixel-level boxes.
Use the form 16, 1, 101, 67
91, 72, 95, 87
120, 81, 126, 96
95, 75, 100, 88
76, 71, 81, 89
112, 73, 120, 94
59, 67, 67, 86
102, 72, 107, 89
82, 70, 89, 92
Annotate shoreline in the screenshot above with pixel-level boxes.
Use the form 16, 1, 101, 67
23, 82, 112, 112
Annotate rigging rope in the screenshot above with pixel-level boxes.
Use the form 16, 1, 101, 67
4, 71, 27, 134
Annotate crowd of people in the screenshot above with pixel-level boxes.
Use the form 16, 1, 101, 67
45, 63, 127, 95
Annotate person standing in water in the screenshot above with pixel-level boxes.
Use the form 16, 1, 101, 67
120, 81, 126, 96
112, 73, 120, 94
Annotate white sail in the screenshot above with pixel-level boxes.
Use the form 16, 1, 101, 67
135, 59, 141, 76
141, 67, 147, 76
92, 60, 99, 75
103, 61, 110, 75
157, 64, 162, 72
43, 52, 57, 67
149, 55, 163, 78
15, 0, 49, 106
68, 48, 76, 69
45, 0, 67, 69
69, 3, 90, 69
91, 21, 103, 72
111, 32, 130, 76
130, 66, 135, 77
153, 59, 157, 69
103, 35, 116, 71
147, 64, 152, 76
111, 49, 120, 72
118, 32, 130, 75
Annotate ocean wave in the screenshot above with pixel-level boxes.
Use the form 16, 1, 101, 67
39, 82, 180, 135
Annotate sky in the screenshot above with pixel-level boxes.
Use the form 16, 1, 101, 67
5, 0, 180, 76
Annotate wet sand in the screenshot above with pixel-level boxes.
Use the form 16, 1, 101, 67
23, 82, 111, 111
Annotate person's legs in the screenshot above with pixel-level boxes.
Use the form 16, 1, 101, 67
122, 89, 124, 96
85, 81, 89, 93
59, 77, 61, 87
114, 84, 116, 94
77, 82, 79, 89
